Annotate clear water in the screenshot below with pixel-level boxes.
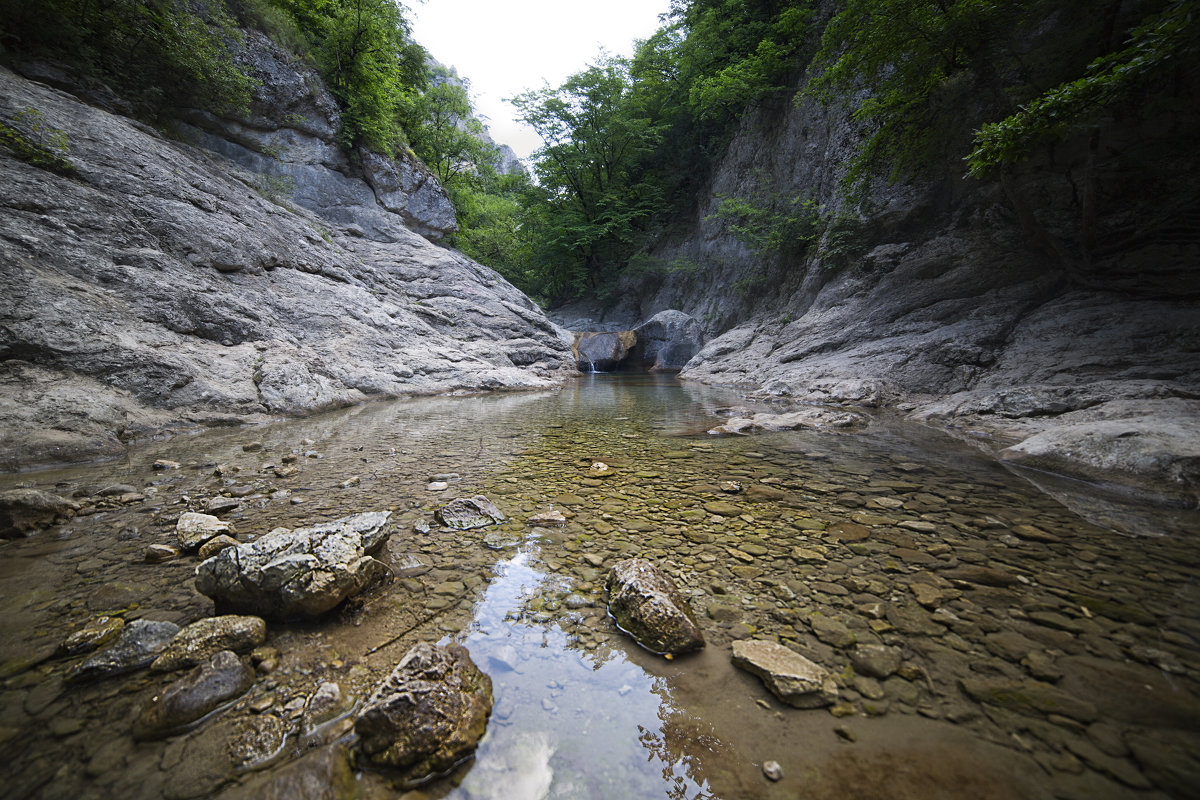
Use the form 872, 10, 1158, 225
1, 375, 1197, 800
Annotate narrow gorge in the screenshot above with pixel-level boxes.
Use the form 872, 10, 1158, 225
1, 2, 1198, 799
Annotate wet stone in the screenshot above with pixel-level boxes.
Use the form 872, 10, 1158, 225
354, 643, 493, 782
151, 614, 267, 672
849, 643, 902, 679
58, 615, 125, 657
196, 534, 239, 560
606, 558, 705, 656
69, 619, 181, 683
436, 495, 505, 530
145, 544, 180, 563
731, 639, 838, 708
205, 496, 240, 516
0, 489, 79, 538
133, 650, 255, 740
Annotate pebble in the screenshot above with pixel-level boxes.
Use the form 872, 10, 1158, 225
762, 760, 783, 781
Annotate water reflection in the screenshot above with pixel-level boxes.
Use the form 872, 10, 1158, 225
447, 547, 714, 800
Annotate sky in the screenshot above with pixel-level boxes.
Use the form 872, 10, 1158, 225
409, 0, 674, 161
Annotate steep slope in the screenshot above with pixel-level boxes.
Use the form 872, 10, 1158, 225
628, 65, 1200, 503
0, 65, 574, 468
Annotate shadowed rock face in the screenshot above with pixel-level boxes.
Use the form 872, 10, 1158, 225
572, 331, 638, 372
354, 643, 493, 783
606, 558, 705, 656
0, 66, 575, 469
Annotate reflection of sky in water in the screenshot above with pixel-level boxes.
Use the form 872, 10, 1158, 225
445, 548, 714, 800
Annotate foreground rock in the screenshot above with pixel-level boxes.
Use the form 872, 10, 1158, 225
0, 66, 574, 468
68, 619, 181, 683
133, 650, 255, 740
194, 511, 391, 618
354, 643, 493, 783
151, 615, 267, 672
606, 558, 705, 656
435, 496, 505, 530
0, 489, 78, 537
221, 744, 358, 800
731, 639, 838, 708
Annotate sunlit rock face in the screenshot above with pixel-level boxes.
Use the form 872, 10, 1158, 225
572, 331, 637, 372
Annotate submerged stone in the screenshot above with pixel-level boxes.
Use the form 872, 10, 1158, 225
435, 496, 505, 530
0, 489, 78, 538
606, 558, 705, 656
58, 615, 125, 657
68, 619, 181, 683
731, 639, 838, 708
354, 643, 493, 782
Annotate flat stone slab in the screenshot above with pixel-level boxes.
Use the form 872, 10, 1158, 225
435, 496, 505, 530
731, 639, 838, 708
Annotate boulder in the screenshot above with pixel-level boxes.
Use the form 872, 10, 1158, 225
0, 489, 78, 537
194, 511, 392, 619
133, 650, 255, 740
731, 639, 838, 708
68, 619, 180, 683
630, 310, 703, 371
151, 615, 267, 672
435, 496, 505, 530
572, 331, 637, 372
354, 643, 493, 782
605, 558, 705, 656
176, 512, 231, 551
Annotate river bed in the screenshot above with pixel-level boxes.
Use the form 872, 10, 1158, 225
1, 375, 1198, 799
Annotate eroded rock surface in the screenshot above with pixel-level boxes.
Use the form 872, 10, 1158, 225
194, 511, 392, 618
152, 615, 267, 672
0, 67, 574, 468
606, 558, 705, 656
354, 642, 493, 782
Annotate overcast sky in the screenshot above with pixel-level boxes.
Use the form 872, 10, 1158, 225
409, 0, 673, 160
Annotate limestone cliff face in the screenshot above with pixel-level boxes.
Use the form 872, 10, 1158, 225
176, 30, 457, 242
625, 70, 1200, 501
0, 66, 574, 468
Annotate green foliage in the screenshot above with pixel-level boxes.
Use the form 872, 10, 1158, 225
967, 0, 1200, 178
709, 192, 821, 257
0, 0, 256, 117
0, 107, 76, 175
511, 55, 668, 299
807, 0, 1021, 188
406, 68, 498, 185
270, 0, 427, 153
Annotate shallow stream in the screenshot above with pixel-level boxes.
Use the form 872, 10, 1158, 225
1, 375, 1198, 799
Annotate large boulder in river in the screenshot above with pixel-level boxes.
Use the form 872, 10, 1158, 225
194, 511, 392, 619
606, 558, 705, 656
572, 331, 637, 372
354, 643, 493, 782
630, 310, 703, 372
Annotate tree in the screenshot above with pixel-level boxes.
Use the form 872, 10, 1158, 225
511, 56, 667, 299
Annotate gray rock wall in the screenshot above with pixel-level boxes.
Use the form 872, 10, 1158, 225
0, 67, 574, 467
632, 70, 1200, 500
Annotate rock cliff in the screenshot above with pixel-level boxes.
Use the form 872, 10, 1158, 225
0, 63, 574, 468
607, 71, 1200, 503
